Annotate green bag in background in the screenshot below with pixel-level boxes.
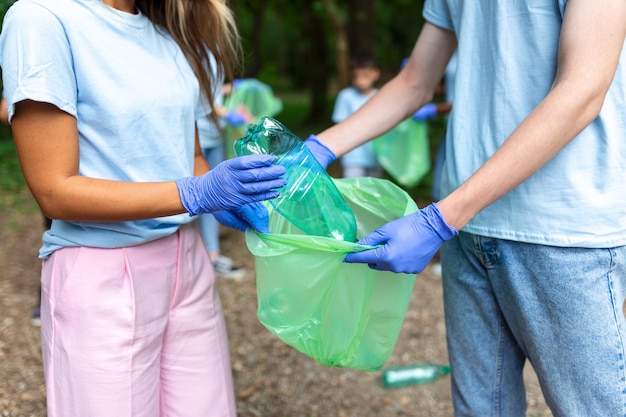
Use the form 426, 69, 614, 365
224, 78, 283, 159
374, 118, 431, 188
246, 177, 418, 371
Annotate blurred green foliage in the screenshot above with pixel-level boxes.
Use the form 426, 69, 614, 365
0, 124, 24, 191
0, 0, 13, 20
233, 0, 425, 84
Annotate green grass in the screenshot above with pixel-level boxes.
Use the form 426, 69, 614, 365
0, 136, 25, 191
0, 122, 26, 189
0, 126, 37, 214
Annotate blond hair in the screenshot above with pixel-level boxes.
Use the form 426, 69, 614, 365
137, 0, 241, 120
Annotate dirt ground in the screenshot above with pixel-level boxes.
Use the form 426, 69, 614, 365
0, 192, 554, 417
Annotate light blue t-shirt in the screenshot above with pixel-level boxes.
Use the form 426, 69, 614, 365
444, 52, 457, 104
0, 0, 208, 258
332, 87, 379, 168
424, 0, 626, 248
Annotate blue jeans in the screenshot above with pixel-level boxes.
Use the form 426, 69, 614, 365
441, 232, 626, 417
198, 143, 225, 253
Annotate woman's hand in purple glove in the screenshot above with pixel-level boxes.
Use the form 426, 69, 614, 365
343, 203, 458, 274
304, 134, 336, 170
213, 202, 270, 233
176, 154, 285, 216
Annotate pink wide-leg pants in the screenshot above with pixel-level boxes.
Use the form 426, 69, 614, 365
40, 223, 236, 417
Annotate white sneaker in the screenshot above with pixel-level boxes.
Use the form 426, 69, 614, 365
213, 256, 246, 280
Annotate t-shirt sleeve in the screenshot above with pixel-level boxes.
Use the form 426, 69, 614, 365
0, 2, 77, 121
422, 0, 454, 31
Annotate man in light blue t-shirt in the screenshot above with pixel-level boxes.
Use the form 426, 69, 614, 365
305, 1, 626, 415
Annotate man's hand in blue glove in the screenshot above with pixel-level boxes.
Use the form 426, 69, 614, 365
213, 202, 270, 233
304, 134, 336, 170
176, 154, 285, 216
412, 103, 438, 122
343, 203, 458, 274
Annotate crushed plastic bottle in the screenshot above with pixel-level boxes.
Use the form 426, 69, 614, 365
380, 362, 451, 389
234, 117, 357, 241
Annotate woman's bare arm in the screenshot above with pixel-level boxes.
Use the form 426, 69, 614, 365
11, 100, 187, 222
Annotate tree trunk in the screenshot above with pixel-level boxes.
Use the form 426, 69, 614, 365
304, 6, 330, 124
245, 0, 268, 77
347, 0, 376, 59
322, 0, 350, 89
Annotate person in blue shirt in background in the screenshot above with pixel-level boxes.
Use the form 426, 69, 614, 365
331, 51, 382, 178
198, 83, 252, 280
305, 1, 626, 415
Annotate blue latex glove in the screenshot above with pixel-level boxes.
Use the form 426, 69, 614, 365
304, 134, 336, 170
343, 203, 458, 274
213, 202, 270, 233
223, 111, 246, 127
412, 103, 438, 122
176, 154, 285, 216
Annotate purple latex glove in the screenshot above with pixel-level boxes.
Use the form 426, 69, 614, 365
176, 154, 285, 216
223, 111, 247, 127
213, 202, 270, 233
412, 103, 438, 122
344, 203, 458, 274
304, 134, 336, 170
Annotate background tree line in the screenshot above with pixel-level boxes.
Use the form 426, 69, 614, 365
231, 0, 425, 123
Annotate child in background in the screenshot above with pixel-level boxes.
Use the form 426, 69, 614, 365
332, 52, 382, 178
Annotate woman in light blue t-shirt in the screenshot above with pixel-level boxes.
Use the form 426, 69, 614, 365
0, 1, 285, 416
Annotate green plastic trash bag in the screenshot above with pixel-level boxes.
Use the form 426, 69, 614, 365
226, 78, 283, 120
224, 78, 283, 159
374, 118, 431, 188
246, 177, 418, 371
235, 117, 357, 242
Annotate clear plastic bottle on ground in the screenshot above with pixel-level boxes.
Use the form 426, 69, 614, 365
234, 117, 357, 241
380, 362, 451, 389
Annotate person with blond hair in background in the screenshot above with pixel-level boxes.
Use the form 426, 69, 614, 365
0, 0, 285, 416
